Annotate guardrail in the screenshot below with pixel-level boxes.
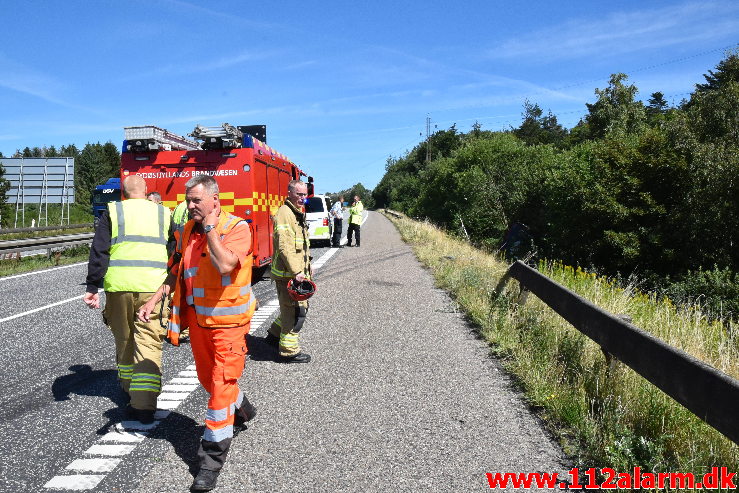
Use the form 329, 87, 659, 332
0, 233, 94, 257
384, 209, 403, 218
495, 260, 739, 445
0, 223, 93, 235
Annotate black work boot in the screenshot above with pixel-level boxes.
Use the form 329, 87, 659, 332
191, 468, 219, 491
278, 352, 312, 364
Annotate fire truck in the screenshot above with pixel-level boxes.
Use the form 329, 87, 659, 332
120, 123, 312, 268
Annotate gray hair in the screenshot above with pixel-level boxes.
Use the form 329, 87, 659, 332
287, 179, 305, 193
185, 175, 219, 195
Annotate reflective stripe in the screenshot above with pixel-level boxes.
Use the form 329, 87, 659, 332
275, 224, 291, 231
234, 391, 244, 411
186, 295, 194, 306
184, 267, 199, 279
171, 305, 180, 316
168, 322, 181, 334
130, 383, 161, 392
221, 275, 231, 286
194, 304, 250, 317
111, 234, 167, 246
192, 287, 205, 298
206, 406, 230, 422
114, 201, 125, 238
280, 332, 299, 348
108, 259, 168, 269
240, 285, 252, 296
203, 425, 233, 442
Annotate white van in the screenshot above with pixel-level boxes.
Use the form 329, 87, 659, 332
305, 194, 333, 247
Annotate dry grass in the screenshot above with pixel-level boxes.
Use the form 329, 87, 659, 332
387, 212, 739, 484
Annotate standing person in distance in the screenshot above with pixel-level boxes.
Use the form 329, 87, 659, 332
83, 175, 171, 425
346, 195, 363, 247
266, 179, 313, 363
330, 195, 344, 248
137, 175, 258, 492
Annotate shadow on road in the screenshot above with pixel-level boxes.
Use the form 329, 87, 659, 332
245, 333, 280, 362
52, 364, 127, 405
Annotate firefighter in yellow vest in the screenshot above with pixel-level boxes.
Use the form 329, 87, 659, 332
346, 195, 363, 247
266, 179, 312, 363
137, 175, 257, 492
83, 175, 170, 425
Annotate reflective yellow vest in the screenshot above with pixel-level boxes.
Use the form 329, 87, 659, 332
104, 199, 170, 292
349, 201, 363, 225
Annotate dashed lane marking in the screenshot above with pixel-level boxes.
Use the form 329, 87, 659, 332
44, 245, 339, 490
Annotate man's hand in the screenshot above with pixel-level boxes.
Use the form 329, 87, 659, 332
137, 297, 159, 323
83, 292, 100, 309
204, 205, 220, 229
295, 272, 306, 282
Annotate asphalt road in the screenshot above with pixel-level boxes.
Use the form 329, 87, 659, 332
0, 211, 569, 492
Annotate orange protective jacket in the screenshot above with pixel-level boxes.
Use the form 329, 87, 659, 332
167, 213, 256, 345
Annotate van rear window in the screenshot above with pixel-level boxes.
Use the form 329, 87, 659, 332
304, 197, 326, 213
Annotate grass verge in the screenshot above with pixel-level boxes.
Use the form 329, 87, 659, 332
387, 212, 739, 485
0, 245, 90, 278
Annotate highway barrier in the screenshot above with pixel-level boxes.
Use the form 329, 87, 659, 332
495, 260, 739, 446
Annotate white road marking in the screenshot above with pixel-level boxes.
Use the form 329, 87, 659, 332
161, 383, 198, 392
99, 431, 147, 443
85, 444, 137, 456
66, 458, 121, 473
44, 475, 105, 490
0, 261, 87, 282
0, 288, 102, 324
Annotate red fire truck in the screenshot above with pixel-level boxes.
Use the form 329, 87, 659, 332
119, 123, 312, 268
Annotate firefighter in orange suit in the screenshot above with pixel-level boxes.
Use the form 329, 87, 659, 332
138, 175, 256, 492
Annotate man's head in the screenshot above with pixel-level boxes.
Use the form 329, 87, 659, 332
338, 195, 344, 203
354, 195, 360, 203
146, 191, 162, 204
287, 180, 308, 207
185, 175, 220, 223
122, 175, 147, 199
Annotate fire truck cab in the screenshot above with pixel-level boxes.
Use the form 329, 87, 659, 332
120, 124, 311, 268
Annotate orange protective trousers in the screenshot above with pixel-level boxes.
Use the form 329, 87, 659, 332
183, 305, 249, 444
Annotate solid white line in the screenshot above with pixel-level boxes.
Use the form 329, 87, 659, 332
0, 261, 87, 282
44, 474, 105, 490
0, 293, 86, 324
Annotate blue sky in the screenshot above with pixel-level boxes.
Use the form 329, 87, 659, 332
0, 0, 737, 193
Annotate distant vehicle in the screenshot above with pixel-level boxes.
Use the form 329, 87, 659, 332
92, 177, 121, 220
304, 194, 333, 247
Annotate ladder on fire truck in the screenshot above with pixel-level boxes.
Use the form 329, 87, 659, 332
190, 123, 244, 150
124, 126, 200, 152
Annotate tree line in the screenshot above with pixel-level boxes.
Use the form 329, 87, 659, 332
0, 142, 121, 224
372, 51, 739, 318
